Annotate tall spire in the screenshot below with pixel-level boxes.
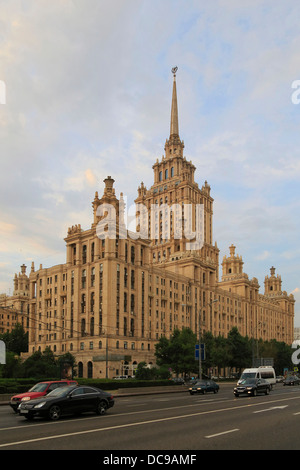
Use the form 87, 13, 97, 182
170, 66, 179, 138
164, 66, 184, 158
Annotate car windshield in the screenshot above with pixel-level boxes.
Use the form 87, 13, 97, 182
195, 381, 207, 386
239, 379, 256, 385
240, 373, 256, 380
47, 386, 74, 398
29, 383, 49, 392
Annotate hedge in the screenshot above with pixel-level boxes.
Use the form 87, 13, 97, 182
0, 378, 180, 394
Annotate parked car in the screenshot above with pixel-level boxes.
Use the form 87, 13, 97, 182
283, 375, 300, 386
234, 378, 271, 397
189, 380, 219, 395
18, 385, 114, 420
10, 380, 78, 412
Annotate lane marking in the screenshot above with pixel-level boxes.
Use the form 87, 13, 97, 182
0, 396, 299, 448
205, 428, 239, 439
0, 398, 230, 433
253, 405, 288, 414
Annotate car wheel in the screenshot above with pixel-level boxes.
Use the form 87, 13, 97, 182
252, 389, 257, 397
96, 400, 108, 415
189, 392, 194, 395
48, 405, 61, 420
24, 414, 34, 420
234, 393, 239, 397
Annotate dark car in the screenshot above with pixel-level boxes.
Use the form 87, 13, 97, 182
189, 379, 219, 395
234, 378, 271, 397
18, 385, 114, 420
10, 380, 78, 412
283, 375, 300, 386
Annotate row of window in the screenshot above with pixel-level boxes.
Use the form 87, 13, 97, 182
159, 167, 174, 181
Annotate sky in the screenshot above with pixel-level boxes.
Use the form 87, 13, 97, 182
0, 0, 300, 326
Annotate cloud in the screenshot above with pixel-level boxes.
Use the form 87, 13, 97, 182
0, 0, 299, 324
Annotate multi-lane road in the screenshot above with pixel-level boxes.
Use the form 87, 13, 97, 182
0, 383, 300, 452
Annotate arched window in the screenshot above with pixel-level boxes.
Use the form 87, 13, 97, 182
87, 361, 93, 379
159, 171, 162, 181
171, 167, 174, 177
78, 362, 83, 378
165, 169, 168, 179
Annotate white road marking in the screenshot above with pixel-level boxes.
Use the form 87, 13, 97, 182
253, 405, 288, 413
0, 395, 299, 448
205, 428, 239, 439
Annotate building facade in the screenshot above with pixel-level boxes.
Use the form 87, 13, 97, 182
0, 264, 30, 334
16, 71, 295, 378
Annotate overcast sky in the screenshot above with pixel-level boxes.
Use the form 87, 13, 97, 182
0, 0, 300, 326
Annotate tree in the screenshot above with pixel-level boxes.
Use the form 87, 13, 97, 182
211, 335, 230, 376
155, 328, 197, 377
0, 323, 28, 355
227, 327, 251, 373
21, 347, 58, 378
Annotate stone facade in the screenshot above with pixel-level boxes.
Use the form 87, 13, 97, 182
0, 264, 30, 334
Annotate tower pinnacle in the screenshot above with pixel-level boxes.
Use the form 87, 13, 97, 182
170, 66, 179, 138
164, 67, 184, 158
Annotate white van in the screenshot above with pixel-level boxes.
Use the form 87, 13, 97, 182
238, 366, 276, 388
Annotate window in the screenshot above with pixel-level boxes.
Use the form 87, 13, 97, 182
159, 171, 162, 181
165, 169, 168, 179
171, 167, 174, 177
82, 245, 87, 264
82, 269, 86, 289
91, 267, 95, 287
81, 294, 86, 313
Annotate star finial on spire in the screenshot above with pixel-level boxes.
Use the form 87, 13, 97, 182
171, 66, 178, 78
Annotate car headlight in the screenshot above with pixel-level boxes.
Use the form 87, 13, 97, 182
21, 396, 31, 402
34, 401, 46, 409
197, 387, 202, 390
246, 387, 253, 390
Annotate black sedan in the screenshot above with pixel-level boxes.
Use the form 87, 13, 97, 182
283, 375, 300, 386
189, 380, 219, 395
234, 378, 270, 397
18, 385, 114, 420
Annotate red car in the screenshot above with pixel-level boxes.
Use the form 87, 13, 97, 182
10, 380, 78, 412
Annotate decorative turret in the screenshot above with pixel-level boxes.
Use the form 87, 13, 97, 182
222, 244, 244, 279
264, 266, 282, 296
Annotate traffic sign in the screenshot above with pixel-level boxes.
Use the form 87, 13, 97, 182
195, 344, 205, 360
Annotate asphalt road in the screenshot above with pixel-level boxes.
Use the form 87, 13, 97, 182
0, 383, 300, 452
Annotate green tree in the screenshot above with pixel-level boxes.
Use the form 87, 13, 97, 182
21, 347, 58, 378
0, 323, 28, 355
211, 335, 230, 376
0, 351, 22, 378
227, 327, 251, 373
155, 328, 197, 377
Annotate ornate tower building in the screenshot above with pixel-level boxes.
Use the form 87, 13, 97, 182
15, 68, 295, 378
